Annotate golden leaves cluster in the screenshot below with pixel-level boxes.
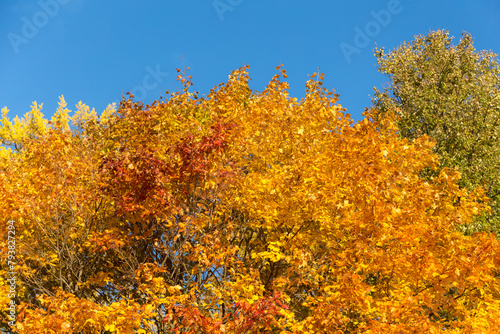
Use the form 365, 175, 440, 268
0, 66, 499, 333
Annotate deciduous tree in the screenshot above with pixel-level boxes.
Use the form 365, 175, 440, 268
373, 29, 500, 235
1, 66, 500, 333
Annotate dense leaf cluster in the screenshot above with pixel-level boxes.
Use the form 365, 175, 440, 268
0, 41, 499, 333
373, 29, 500, 235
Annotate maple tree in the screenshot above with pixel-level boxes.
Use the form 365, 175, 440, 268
373, 29, 500, 235
1, 66, 500, 333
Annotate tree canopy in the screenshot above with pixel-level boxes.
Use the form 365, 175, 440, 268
373, 29, 500, 235
1, 66, 500, 333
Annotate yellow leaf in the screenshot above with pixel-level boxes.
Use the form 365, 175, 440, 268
104, 324, 116, 331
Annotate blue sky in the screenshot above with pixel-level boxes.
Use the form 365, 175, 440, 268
1, 0, 499, 123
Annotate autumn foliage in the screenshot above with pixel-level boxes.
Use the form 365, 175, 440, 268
1, 66, 500, 333
373, 30, 500, 235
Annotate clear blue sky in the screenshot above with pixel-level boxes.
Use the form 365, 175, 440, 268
1, 0, 499, 122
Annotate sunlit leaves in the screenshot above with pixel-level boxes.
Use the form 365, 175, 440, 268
1, 65, 500, 333
373, 29, 500, 235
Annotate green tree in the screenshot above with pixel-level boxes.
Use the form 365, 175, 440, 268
373, 29, 500, 235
